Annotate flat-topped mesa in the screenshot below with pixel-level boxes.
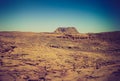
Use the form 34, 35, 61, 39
54, 27, 79, 34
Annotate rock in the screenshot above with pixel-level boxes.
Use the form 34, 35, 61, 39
107, 69, 120, 81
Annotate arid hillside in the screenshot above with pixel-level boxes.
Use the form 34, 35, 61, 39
0, 27, 120, 81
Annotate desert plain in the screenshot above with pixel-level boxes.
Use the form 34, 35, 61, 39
0, 27, 120, 81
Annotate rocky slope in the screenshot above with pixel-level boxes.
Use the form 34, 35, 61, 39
0, 28, 120, 81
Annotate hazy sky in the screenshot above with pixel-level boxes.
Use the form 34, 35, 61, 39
0, 0, 120, 33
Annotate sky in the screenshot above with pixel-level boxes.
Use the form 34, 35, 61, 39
0, 0, 120, 33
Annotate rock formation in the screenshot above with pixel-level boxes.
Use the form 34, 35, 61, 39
54, 27, 79, 34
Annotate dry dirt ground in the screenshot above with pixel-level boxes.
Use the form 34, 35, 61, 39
0, 30, 120, 81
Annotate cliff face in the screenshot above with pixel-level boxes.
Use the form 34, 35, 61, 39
54, 27, 79, 34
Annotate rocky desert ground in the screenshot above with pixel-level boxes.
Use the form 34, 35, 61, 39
0, 27, 120, 81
